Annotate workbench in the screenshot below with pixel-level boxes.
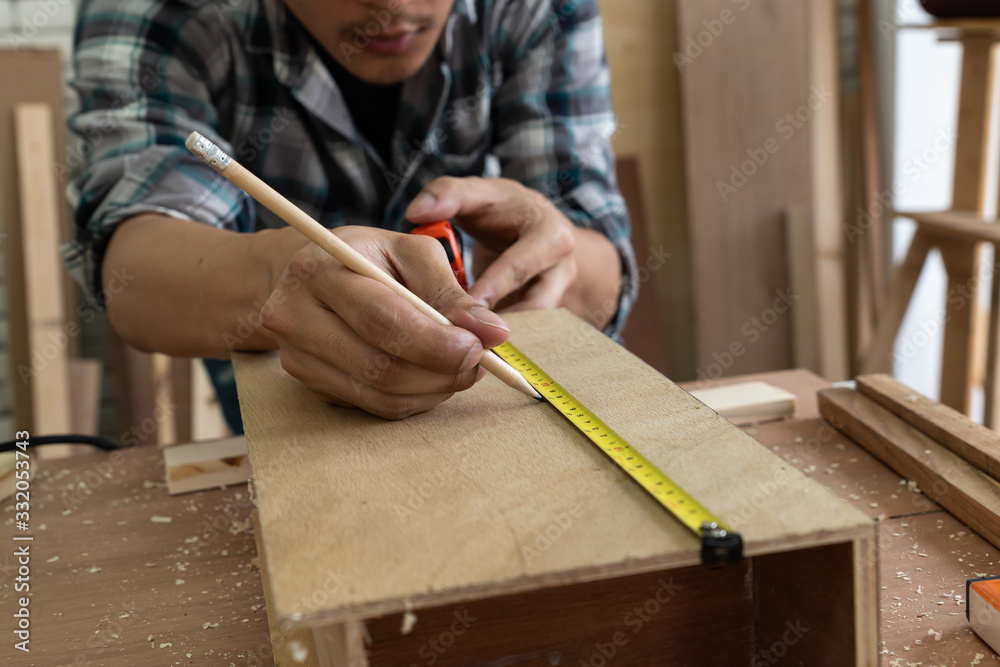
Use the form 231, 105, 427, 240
2, 369, 997, 665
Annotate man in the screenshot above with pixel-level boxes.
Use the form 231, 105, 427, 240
63, 0, 637, 421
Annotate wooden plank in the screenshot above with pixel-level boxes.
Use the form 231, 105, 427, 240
192, 359, 229, 440
689, 380, 796, 425
13, 103, 71, 449
856, 373, 1000, 479
69, 358, 102, 435
857, 0, 885, 322
818, 387, 1000, 550
0, 451, 14, 503
785, 205, 819, 373
940, 37, 995, 413
807, 0, 850, 381
862, 231, 933, 373
0, 51, 76, 430
900, 209, 1000, 244
236, 309, 872, 628
678, 0, 810, 376
988, 258, 1000, 428
162, 436, 250, 495
678, 0, 846, 378
939, 238, 981, 412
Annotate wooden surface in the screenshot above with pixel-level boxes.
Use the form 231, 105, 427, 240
857, 373, 1000, 479
678, 0, 847, 380
819, 388, 1000, 550
6, 368, 999, 663
14, 104, 72, 444
235, 310, 870, 629
0, 445, 272, 665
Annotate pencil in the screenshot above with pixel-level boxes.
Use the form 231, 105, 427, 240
184, 131, 541, 401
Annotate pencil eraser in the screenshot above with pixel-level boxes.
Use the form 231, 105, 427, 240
967, 575, 1000, 653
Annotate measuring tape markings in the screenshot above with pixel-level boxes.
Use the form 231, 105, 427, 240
493, 341, 743, 564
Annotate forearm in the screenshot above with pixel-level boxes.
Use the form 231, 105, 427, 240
561, 228, 622, 330
101, 214, 308, 358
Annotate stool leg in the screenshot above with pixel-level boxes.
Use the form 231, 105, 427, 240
939, 239, 982, 413
862, 231, 933, 374
985, 258, 1000, 428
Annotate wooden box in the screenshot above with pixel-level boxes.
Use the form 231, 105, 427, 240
233, 310, 876, 666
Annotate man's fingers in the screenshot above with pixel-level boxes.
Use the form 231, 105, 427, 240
391, 233, 512, 350
405, 176, 507, 223
496, 260, 578, 314
278, 344, 465, 420
468, 223, 575, 309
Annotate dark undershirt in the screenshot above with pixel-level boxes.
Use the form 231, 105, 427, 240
310, 35, 402, 166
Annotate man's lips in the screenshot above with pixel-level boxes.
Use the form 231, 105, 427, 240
368, 30, 420, 56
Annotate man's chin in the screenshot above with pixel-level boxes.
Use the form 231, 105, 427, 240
345, 55, 430, 85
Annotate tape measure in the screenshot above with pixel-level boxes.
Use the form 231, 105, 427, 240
493, 341, 743, 565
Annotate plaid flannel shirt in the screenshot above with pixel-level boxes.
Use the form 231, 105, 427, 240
62, 0, 638, 337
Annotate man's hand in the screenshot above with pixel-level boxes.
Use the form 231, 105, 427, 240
261, 227, 511, 419
405, 177, 621, 328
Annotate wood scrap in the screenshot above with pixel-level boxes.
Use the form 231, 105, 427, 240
968, 575, 1000, 654
818, 387, 1000, 550
856, 373, 1000, 480
162, 436, 250, 495
689, 381, 797, 424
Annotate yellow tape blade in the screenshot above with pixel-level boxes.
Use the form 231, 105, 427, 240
494, 341, 731, 537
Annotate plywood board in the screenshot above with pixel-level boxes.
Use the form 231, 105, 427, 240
235, 309, 871, 628
678, 0, 845, 378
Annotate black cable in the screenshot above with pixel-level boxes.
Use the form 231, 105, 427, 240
0, 434, 121, 453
